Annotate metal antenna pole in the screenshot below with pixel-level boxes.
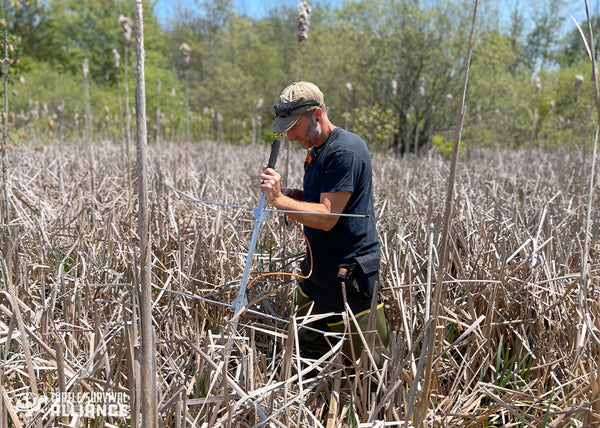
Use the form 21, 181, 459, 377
231, 139, 281, 327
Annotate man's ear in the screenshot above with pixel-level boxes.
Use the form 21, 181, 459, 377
314, 108, 323, 121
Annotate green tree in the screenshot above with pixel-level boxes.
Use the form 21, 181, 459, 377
467, 29, 532, 147
560, 15, 600, 67
523, 0, 566, 73
304, 0, 471, 153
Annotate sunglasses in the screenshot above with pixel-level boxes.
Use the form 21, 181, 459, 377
273, 102, 320, 118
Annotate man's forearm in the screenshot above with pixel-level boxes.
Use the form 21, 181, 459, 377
271, 194, 339, 231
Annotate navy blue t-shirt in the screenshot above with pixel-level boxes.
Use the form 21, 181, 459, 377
302, 127, 380, 269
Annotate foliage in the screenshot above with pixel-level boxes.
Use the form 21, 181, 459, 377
0, 0, 599, 151
431, 134, 462, 158
348, 105, 395, 151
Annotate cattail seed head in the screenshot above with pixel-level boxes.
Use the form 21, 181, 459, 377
82, 58, 89, 78
345, 82, 353, 94
391, 80, 398, 96
179, 43, 191, 65
112, 48, 120, 68
534, 75, 541, 93
297, 1, 311, 43
119, 15, 133, 42
418, 76, 425, 97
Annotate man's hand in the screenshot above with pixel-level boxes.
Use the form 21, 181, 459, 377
260, 166, 282, 203
259, 165, 350, 231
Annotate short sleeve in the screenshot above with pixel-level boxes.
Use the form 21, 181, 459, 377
320, 151, 361, 194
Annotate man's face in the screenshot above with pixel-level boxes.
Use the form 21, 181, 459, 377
286, 110, 321, 150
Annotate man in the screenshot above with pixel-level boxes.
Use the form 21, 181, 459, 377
260, 81, 390, 367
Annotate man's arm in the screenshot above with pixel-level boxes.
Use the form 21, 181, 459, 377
261, 167, 350, 231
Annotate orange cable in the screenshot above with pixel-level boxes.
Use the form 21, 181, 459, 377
245, 217, 313, 291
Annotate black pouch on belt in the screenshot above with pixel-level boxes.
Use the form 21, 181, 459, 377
338, 253, 380, 300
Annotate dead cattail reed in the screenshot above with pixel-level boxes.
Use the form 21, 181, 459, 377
119, 14, 134, 241
119, 14, 133, 150
132, 0, 157, 425
179, 42, 191, 142
156, 78, 161, 145
1, 0, 9, 225
82, 57, 96, 233
418, 1, 478, 424
574, 4, 600, 424
295, 1, 311, 80
113, 47, 124, 145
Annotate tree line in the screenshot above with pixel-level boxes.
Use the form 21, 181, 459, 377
2, 0, 599, 153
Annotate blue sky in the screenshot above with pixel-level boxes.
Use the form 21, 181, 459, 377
152, 0, 592, 36
154, 0, 344, 25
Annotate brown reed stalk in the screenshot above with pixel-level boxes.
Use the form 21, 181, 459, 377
156, 78, 161, 145
581, 1, 600, 299
1, 0, 8, 224
83, 58, 96, 232
580, 3, 600, 424
133, 0, 157, 425
120, 14, 134, 235
179, 43, 191, 142
2, 260, 38, 408
113, 47, 124, 145
418, 0, 478, 423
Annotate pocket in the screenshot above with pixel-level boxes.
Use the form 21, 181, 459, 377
351, 253, 380, 298
354, 252, 380, 275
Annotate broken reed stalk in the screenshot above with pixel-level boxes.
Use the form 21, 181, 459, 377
122, 16, 133, 233
571, 5, 600, 383
581, 1, 600, 303
1, 0, 8, 224
580, 5, 600, 422
2, 259, 38, 396
156, 78, 161, 145
418, 0, 478, 422
83, 58, 96, 230
134, 0, 157, 426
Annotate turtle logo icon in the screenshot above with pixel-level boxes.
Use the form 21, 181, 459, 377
14, 393, 48, 417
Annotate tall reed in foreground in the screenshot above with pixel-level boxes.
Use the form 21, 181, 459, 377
1, 0, 9, 224
574, 3, 600, 424
133, 0, 157, 425
418, 1, 478, 425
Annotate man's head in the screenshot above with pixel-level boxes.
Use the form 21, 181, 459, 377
269, 81, 325, 134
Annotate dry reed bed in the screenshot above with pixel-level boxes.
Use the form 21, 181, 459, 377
0, 139, 599, 427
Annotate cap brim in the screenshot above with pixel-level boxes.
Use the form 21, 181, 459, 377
269, 114, 301, 133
